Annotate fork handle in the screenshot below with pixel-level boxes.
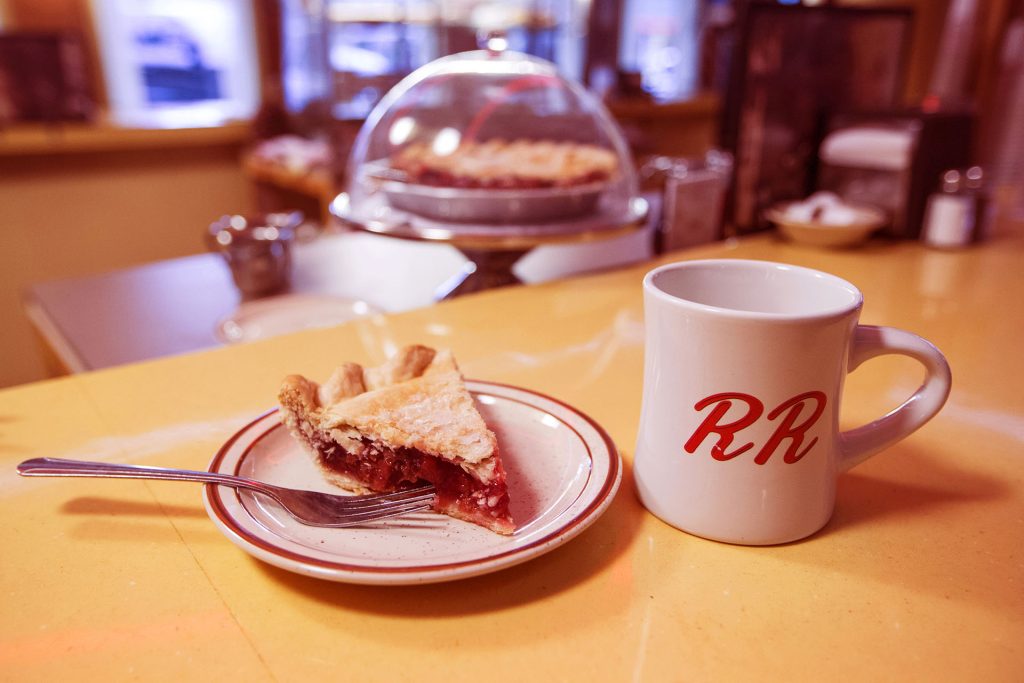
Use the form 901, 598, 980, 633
17, 457, 276, 496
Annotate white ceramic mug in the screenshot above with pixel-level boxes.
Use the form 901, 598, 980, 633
634, 259, 952, 545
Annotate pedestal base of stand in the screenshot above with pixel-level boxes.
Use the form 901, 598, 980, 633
435, 248, 528, 299
333, 193, 651, 300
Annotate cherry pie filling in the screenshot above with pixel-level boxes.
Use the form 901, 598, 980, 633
307, 433, 511, 527
409, 168, 611, 189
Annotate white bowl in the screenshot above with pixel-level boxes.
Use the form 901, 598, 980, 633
766, 203, 887, 248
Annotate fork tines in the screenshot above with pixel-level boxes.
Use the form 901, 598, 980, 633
324, 485, 437, 527
338, 484, 436, 509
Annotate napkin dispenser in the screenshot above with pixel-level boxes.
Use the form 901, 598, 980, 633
816, 111, 973, 238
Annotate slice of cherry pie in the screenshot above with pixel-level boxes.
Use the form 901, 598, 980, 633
278, 345, 515, 534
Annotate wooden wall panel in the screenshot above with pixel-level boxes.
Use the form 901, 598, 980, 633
0, 142, 253, 387
4, 0, 107, 106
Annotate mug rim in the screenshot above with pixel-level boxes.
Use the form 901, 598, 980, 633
643, 258, 864, 322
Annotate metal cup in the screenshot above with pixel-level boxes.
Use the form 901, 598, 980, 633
207, 212, 300, 298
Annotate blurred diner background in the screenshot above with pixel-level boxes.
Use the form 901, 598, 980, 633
1, 0, 1021, 389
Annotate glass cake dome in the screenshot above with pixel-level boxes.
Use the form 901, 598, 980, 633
334, 36, 642, 230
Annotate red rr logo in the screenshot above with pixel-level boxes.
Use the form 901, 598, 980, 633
683, 391, 827, 465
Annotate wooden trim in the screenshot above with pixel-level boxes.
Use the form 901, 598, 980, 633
0, 121, 251, 157
23, 297, 84, 376
606, 92, 720, 119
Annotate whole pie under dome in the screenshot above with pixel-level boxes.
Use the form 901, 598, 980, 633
339, 40, 639, 226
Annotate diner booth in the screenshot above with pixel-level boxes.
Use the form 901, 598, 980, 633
2, 0, 1023, 680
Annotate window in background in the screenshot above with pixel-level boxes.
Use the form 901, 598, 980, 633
280, 0, 586, 122
92, 0, 260, 128
281, 0, 329, 116
327, 1, 439, 120
619, 0, 700, 101
440, 0, 584, 80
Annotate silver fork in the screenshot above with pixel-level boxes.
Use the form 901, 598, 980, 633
17, 457, 436, 528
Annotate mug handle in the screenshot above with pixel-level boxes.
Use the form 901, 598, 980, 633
838, 325, 952, 471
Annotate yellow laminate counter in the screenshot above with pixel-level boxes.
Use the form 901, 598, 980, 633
1, 233, 1022, 681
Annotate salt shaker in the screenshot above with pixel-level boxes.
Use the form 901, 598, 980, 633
921, 167, 986, 248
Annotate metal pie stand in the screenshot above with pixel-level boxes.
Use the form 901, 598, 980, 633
330, 191, 649, 298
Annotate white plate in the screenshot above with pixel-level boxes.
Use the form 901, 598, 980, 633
216, 293, 380, 344
203, 381, 621, 585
